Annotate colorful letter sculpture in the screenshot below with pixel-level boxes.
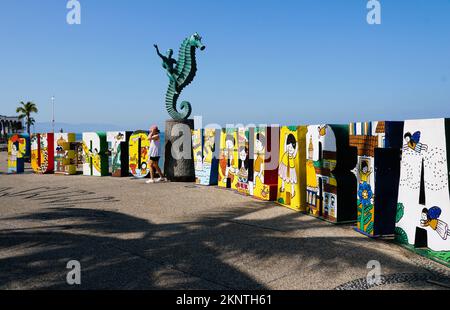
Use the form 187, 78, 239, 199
277, 126, 307, 211
81, 132, 109, 177
236, 127, 253, 195
396, 118, 450, 265
31, 134, 39, 172
54, 133, 77, 175
192, 128, 220, 185
107, 131, 132, 177
252, 127, 280, 201
128, 130, 150, 178
192, 129, 203, 181
31, 133, 54, 174
349, 121, 404, 237
218, 128, 239, 190
7, 134, 28, 174
306, 124, 357, 223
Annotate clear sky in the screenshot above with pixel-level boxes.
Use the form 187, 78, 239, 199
0, 0, 449, 129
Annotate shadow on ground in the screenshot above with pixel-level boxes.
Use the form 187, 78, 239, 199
0, 202, 445, 290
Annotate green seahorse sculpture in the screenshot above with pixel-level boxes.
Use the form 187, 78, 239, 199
154, 33, 206, 120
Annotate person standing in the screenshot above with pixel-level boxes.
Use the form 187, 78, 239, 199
146, 125, 167, 183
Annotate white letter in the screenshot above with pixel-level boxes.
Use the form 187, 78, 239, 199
171, 124, 193, 160
367, 0, 381, 25
66, 260, 81, 285
366, 260, 382, 286
67, 0, 81, 25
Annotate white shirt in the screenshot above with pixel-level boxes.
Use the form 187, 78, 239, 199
149, 136, 160, 157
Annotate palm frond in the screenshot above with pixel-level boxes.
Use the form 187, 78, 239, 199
25, 102, 38, 113
16, 107, 26, 114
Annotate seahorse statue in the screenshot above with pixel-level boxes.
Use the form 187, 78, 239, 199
154, 33, 206, 120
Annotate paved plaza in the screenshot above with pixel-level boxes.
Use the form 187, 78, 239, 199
1, 152, 449, 290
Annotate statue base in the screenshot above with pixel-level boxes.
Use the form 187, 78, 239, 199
164, 119, 195, 182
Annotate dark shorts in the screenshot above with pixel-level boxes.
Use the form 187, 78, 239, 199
150, 156, 160, 162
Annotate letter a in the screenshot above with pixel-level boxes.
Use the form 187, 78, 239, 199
367, 0, 381, 25
66, 260, 81, 285
67, 0, 81, 25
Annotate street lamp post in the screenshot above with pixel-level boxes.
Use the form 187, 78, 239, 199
51, 96, 55, 133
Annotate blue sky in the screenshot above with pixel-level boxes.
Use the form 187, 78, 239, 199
0, 0, 449, 130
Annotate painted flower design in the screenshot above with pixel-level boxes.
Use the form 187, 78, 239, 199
358, 182, 373, 206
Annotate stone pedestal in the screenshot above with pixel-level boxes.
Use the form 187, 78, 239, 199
164, 119, 195, 182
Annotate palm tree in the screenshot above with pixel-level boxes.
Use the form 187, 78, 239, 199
16, 101, 38, 136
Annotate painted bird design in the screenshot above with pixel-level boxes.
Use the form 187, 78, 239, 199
421, 206, 450, 240
404, 131, 428, 153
